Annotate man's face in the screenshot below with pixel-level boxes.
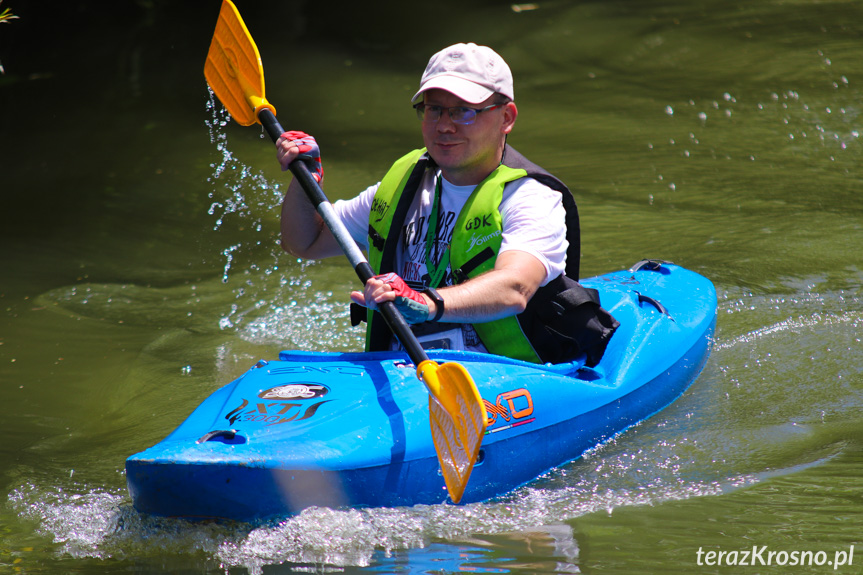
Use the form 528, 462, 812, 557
420, 89, 516, 186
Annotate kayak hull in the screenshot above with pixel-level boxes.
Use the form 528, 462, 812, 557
126, 262, 716, 522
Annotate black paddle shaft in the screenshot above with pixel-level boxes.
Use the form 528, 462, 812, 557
258, 109, 429, 364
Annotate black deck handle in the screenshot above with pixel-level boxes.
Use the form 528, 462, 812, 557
635, 291, 672, 319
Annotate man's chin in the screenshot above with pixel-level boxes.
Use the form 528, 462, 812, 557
430, 146, 463, 166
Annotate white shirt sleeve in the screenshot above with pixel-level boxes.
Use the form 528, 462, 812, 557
499, 178, 569, 286
332, 182, 380, 251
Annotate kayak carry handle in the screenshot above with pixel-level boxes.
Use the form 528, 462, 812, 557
630, 259, 672, 273
635, 291, 673, 320
197, 429, 246, 444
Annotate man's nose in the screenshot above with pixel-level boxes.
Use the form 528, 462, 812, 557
436, 112, 458, 132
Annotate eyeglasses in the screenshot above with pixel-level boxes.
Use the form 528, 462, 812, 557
413, 103, 504, 125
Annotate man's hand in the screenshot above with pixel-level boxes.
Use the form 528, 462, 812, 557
275, 130, 324, 183
350, 273, 431, 324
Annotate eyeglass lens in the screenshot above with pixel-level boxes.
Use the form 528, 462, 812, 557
415, 105, 487, 125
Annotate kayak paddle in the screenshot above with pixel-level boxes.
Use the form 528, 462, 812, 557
204, 0, 486, 504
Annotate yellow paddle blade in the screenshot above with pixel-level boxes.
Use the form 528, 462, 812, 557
418, 360, 487, 504
204, 0, 276, 126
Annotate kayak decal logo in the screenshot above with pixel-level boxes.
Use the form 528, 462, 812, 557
268, 365, 365, 376
224, 396, 331, 426
483, 388, 535, 434
259, 383, 329, 400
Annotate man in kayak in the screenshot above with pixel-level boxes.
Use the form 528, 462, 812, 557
276, 43, 615, 365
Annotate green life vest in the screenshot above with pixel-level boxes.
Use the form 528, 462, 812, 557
364, 146, 581, 363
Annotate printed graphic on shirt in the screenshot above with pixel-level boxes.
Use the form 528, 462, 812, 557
463, 324, 482, 347
395, 206, 486, 352
399, 210, 456, 289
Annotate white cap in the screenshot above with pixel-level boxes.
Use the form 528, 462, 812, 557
411, 43, 514, 104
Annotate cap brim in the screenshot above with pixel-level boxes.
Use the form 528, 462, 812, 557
411, 74, 495, 104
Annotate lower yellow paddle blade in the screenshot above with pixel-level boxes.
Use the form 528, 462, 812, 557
204, 0, 276, 126
418, 360, 487, 504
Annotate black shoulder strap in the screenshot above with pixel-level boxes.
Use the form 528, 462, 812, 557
502, 145, 581, 280
367, 153, 433, 349
376, 154, 431, 273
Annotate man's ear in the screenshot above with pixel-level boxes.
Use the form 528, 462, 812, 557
502, 101, 518, 135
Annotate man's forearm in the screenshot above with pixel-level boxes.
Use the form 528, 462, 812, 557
431, 250, 547, 323
432, 268, 536, 323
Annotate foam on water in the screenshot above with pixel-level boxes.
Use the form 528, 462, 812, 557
7, 461, 758, 574
11, 422, 844, 572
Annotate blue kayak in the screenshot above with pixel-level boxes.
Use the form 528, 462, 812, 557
126, 261, 716, 522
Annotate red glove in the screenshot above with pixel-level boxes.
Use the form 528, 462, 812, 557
375, 273, 429, 324
280, 130, 323, 183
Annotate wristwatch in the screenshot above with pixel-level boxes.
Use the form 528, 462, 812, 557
423, 287, 445, 322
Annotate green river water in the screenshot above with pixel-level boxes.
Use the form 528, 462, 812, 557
2, 1, 863, 573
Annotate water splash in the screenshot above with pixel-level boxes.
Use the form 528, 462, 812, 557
6, 462, 756, 575
202, 88, 359, 348
204, 87, 285, 285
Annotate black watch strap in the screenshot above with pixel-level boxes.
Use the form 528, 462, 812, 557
423, 287, 445, 322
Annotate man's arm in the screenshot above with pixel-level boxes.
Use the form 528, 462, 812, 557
276, 132, 344, 260
279, 177, 344, 259
428, 250, 546, 322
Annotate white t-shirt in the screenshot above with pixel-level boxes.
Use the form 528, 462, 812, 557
333, 168, 568, 352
